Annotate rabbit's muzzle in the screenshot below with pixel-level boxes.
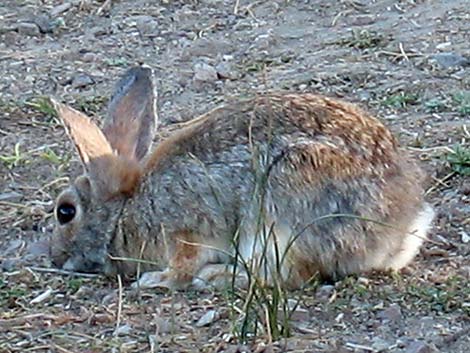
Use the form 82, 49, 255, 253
62, 254, 105, 273
49, 235, 111, 274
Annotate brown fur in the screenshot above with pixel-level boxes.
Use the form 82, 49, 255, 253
50, 79, 433, 289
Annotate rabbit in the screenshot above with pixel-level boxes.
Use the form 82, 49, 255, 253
49, 65, 434, 290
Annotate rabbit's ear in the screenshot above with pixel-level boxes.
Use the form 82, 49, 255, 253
103, 65, 157, 162
50, 99, 113, 166
51, 99, 142, 198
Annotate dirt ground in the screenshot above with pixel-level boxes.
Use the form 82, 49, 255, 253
0, 0, 469, 352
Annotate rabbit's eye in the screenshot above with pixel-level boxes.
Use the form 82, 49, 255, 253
56, 203, 76, 225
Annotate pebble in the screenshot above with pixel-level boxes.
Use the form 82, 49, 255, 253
432, 52, 469, 68
0, 191, 23, 202
215, 62, 239, 80
4, 239, 25, 256
17, 22, 40, 36
315, 284, 335, 302
135, 16, 159, 37
461, 231, 469, 244
193, 62, 218, 82
351, 15, 376, 25
114, 324, 132, 336
1, 258, 21, 271
405, 341, 437, 353
49, 2, 73, 17
371, 337, 391, 352
72, 73, 95, 88
378, 303, 402, 323
33, 14, 54, 33
82, 52, 97, 63
196, 309, 219, 327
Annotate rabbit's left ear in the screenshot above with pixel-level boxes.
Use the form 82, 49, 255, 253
50, 99, 113, 166
51, 99, 142, 198
103, 65, 158, 162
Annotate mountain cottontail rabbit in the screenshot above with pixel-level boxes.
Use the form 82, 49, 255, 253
49, 66, 434, 289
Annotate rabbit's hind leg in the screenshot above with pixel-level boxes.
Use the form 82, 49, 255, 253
192, 264, 249, 291
385, 203, 435, 271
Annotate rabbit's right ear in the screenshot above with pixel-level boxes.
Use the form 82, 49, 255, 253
103, 66, 158, 162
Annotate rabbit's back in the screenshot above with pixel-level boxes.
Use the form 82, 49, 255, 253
125, 93, 431, 285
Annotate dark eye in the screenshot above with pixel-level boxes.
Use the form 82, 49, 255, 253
56, 203, 76, 225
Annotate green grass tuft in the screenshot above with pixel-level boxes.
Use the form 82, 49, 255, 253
446, 144, 470, 176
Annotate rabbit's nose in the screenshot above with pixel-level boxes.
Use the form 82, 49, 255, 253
62, 257, 104, 273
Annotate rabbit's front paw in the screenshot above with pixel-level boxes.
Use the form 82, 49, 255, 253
132, 270, 176, 289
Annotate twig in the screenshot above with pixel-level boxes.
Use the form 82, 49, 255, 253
53, 344, 77, 353
399, 42, 409, 61
345, 342, 376, 351
376, 50, 422, 58
37, 177, 69, 194
463, 124, 469, 139
28, 266, 100, 278
425, 171, 456, 196
264, 305, 273, 345
96, 0, 112, 16
114, 274, 123, 336
408, 146, 455, 153
0, 200, 28, 208
136, 240, 146, 291
233, 0, 240, 15
30, 288, 53, 304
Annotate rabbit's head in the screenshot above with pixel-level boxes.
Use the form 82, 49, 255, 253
50, 66, 157, 274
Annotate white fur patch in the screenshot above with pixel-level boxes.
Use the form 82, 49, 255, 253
387, 203, 435, 270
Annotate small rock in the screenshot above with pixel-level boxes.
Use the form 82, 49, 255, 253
193, 62, 218, 82
0, 191, 23, 202
153, 316, 171, 333
1, 258, 22, 271
436, 42, 451, 50
351, 15, 376, 25
33, 14, 54, 33
82, 52, 97, 63
224, 344, 251, 353
405, 341, 437, 353
72, 73, 95, 88
114, 324, 132, 336
196, 309, 219, 327
3, 239, 25, 256
315, 284, 335, 302
459, 265, 470, 279
357, 277, 369, 285
134, 16, 159, 37
371, 337, 390, 352
432, 52, 469, 68
275, 25, 304, 40
378, 303, 402, 323
90, 313, 114, 324
461, 231, 469, 244
461, 181, 470, 195
50, 2, 73, 17
17, 22, 41, 36
215, 62, 239, 80
101, 290, 118, 305
284, 306, 310, 322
